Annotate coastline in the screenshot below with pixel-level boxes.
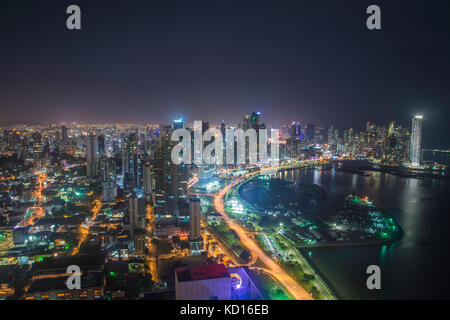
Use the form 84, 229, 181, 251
229, 165, 337, 300
335, 160, 449, 179
232, 164, 404, 300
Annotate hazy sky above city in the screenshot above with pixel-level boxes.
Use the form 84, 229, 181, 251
0, 0, 449, 147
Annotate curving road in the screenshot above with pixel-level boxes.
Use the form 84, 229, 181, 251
213, 172, 313, 300
72, 199, 101, 255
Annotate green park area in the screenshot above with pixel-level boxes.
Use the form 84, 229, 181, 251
254, 271, 293, 300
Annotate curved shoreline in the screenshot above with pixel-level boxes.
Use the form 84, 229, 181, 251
231, 164, 404, 300
213, 171, 314, 300
227, 166, 336, 299
238, 166, 404, 249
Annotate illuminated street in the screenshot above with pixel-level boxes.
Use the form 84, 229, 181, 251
18, 172, 46, 228
213, 172, 313, 300
71, 199, 102, 256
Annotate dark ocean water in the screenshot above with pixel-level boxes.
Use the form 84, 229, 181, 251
242, 167, 450, 299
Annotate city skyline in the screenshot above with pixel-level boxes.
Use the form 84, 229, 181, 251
1, 0, 449, 148
0, 114, 438, 153
1, 0, 449, 304
0, 111, 448, 301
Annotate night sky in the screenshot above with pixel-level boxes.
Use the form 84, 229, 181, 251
0, 0, 449, 147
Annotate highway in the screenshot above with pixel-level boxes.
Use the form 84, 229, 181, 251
213, 172, 313, 300
277, 232, 336, 300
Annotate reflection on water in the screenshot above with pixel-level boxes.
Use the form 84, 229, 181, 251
276, 168, 450, 299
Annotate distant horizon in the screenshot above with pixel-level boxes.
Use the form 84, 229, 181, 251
1, 0, 449, 148
1, 116, 447, 150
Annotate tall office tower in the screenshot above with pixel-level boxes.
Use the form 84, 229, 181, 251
285, 136, 302, 158
154, 124, 189, 216
127, 195, 147, 256
102, 180, 116, 202
101, 157, 116, 182
122, 133, 139, 192
158, 125, 173, 149
133, 229, 147, 256
112, 139, 120, 155
220, 120, 226, 138
386, 121, 410, 163
132, 152, 141, 188
289, 122, 301, 138
122, 133, 138, 176
101, 156, 117, 202
410, 115, 423, 166
328, 125, 335, 144
143, 162, 154, 194
250, 112, 261, 130
173, 118, 184, 130
129, 196, 146, 231
98, 135, 105, 158
242, 114, 251, 130
86, 135, 99, 178
386, 121, 396, 159
189, 197, 201, 240
313, 126, 326, 145
352, 133, 362, 156
154, 125, 174, 215
344, 128, 354, 146
305, 123, 315, 144
220, 121, 227, 163
201, 121, 210, 134
61, 125, 67, 144
239, 112, 265, 163
374, 125, 387, 160
174, 163, 188, 200
364, 122, 377, 158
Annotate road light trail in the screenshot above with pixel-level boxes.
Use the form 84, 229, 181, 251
19, 172, 46, 228
72, 199, 101, 255
213, 172, 312, 300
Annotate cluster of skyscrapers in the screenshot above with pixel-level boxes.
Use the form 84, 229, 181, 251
281, 115, 424, 166
0, 112, 436, 300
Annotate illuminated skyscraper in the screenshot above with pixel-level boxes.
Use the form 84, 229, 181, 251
220, 120, 226, 140
173, 118, 184, 130
101, 157, 117, 202
98, 135, 105, 157
189, 197, 201, 240
305, 123, 315, 144
61, 125, 67, 144
86, 135, 99, 178
250, 112, 261, 130
122, 133, 139, 193
102, 180, 116, 202
386, 121, 410, 164
154, 125, 173, 214
154, 124, 188, 215
410, 115, 423, 166
101, 157, 116, 182
289, 122, 301, 139
143, 162, 154, 195
128, 195, 146, 236
327, 125, 335, 144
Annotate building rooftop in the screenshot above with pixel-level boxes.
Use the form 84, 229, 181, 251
0, 265, 15, 284
176, 264, 229, 282
30, 253, 105, 276
27, 272, 104, 293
